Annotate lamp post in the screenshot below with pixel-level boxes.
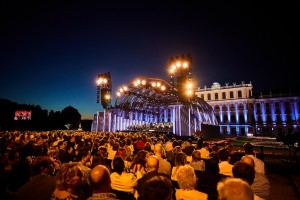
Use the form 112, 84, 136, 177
96, 72, 112, 109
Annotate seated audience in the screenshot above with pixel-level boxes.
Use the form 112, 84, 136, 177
218, 148, 233, 177
50, 162, 83, 200
189, 150, 205, 172
16, 155, 56, 200
88, 164, 118, 200
196, 158, 228, 200
110, 157, 141, 199
217, 178, 254, 200
140, 173, 174, 200
176, 164, 208, 200
241, 156, 271, 200
242, 143, 265, 174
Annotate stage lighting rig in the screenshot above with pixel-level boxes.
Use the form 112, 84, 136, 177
96, 72, 112, 109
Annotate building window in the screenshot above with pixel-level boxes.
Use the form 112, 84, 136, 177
231, 115, 236, 123
267, 116, 272, 123
238, 90, 242, 98
256, 103, 260, 108
239, 115, 245, 123
230, 91, 234, 98
215, 93, 218, 100
222, 92, 226, 99
207, 93, 211, 100
275, 102, 279, 107
265, 102, 270, 108
201, 94, 204, 99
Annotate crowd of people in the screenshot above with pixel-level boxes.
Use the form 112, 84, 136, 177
0, 130, 271, 200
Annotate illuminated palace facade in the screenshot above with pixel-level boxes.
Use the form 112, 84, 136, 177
195, 81, 300, 136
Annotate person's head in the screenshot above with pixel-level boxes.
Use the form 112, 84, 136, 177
218, 148, 230, 162
31, 155, 55, 176
55, 163, 83, 192
144, 142, 152, 152
191, 150, 201, 162
217, 178, 254, 200
241, 156, 255, 168
202, 142, 209, 149
113, 157, 125, 175
232, 161, 255, 185
154, 143, 163, 155
176, 164, 197, 190
174, 152, 187, 167
142, 174, 173, 200
146, 155, 159, 172
243, 143, 254, 155
89, 165, 111, 193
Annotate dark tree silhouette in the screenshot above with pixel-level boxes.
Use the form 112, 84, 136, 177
61, 106, 81, 130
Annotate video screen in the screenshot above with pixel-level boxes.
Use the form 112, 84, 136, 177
14, 110, 32, 120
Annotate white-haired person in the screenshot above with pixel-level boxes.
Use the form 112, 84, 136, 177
217, 178, 254, 200
175, 164, 208, 200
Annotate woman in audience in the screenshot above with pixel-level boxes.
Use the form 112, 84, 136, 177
110, 157, 141, 199
130, 150, 147, 175
171, 152, 187, 181
176, 164, 208, 200
50, 162, 83, 200
189, 150, 205, 172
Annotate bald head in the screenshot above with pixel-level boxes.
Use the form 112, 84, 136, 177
241, 156, 255, 168
89, 165, 111, 193
147, 155, 159, 172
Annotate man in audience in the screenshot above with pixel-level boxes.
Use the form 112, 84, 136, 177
88, 165, 118, 200
199, 142, 210, 160
153, 144, 171, 176
137, 155, 173, 199
217, 178, 254, 200
218, 148, 233, 177
241, 156, 271, 200
242, 143, 265, 174
232, 161, 263, 199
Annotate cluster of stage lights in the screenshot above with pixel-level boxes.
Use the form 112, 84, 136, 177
168, 60, 190, 74
116, 79, 167, 97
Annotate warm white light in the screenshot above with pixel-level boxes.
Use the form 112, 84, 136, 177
134, 82, 138, 87
172, 64, 176, 70
120, 88, 124, 92
152, 82, 156, 87
170, 69, 174, 74
123, 86, 128, 91
142, 80, 146, 85
105, 94, 110, 99
161, 85, 166, 91
187, 83, 193, 89
103, 78, 107, 84
176, 61, 181, 67
157, 82, 161, 87
137, 79, 141, 84
183, 62, 188, 68
187, 90, 192, 96
117, 92, 121, 96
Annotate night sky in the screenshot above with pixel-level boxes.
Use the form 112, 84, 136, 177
1, 1, 299, 119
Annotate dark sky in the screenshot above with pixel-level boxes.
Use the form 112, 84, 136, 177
0, 1, 299, 119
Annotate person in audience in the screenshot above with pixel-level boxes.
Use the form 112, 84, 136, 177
176, 164, 208, 200
136, 155, 171, 199
189, 150, 205, 171
58, 140, 72, 163
88, 164, 118, 200
241, 156, 271, 200
232, 161, 263, 200
196, 158, 228, 200
184, 145, 195, 163
140, 173, 174, 200
199, 142, 210, 160
218, 148, 233, 177
131, 150, 147, 175
16, 155, 56, 200
217, 178, 254, 200
50, 162, 83, 200
110, 157, 141, 199
154, 143, 172, 176
171, 152, 187, 181
242, 143, 265, 174
225, 143, 242, 165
